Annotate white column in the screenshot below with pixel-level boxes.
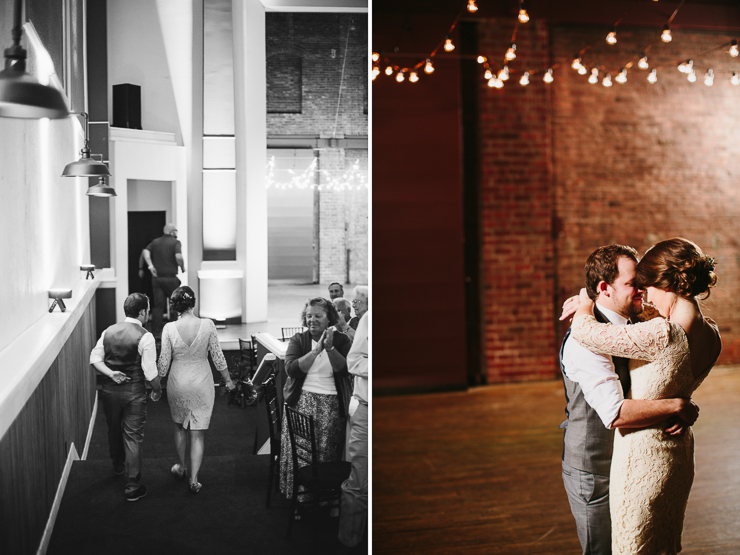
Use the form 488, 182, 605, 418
232, 0, 268, 323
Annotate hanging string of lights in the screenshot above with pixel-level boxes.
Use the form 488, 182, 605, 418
265, 156, 368, 191
372, 0, 740, 89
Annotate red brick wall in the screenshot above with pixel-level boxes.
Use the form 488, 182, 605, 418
478, 20, 740, 382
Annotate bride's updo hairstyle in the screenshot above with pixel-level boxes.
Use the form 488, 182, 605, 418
636, 237, 717, 300
170, 286, 196, 314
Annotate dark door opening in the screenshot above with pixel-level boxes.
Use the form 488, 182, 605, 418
128, 211, 167, 299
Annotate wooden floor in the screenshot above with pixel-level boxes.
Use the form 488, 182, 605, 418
372, 366, 740, 554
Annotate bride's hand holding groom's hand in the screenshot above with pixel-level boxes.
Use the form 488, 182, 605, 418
663, 399, 700, 436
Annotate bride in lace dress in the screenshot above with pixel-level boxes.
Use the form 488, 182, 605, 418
157, 286, 235, 493
571, 238, 722, 554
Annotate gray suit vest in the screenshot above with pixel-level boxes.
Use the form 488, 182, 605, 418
559, 306, 630, 476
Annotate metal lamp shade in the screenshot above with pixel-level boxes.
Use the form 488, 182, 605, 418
86, 182, 117, 197
0, 63, 69, 119
62, 156, 111, 177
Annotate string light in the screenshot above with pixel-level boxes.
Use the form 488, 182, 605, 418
638, 55, 649, 70
499, 65, 510, 81
409, 71, 419, 83
687, 69, 696, 83
571, 56, 582, 70
477, 55, 487, 64
606, 31, 617, 45
661, 25, 672, 42
732, 72, 740, 85
518, 1, 530, 24
385, 65, 393, 76
424, 58, 434, 74
647, 68, 657, 84
265, 157, 367, 191
372, 66, 380, 80
444, 35, 455, 52
615, 68, 628, 84
396, 70, 405, 83
543, 68, 554, 83
704, 69, 714, 86
588, 67, 599, 84
678, 59, 693, 73
730, 40, 739, 57
467, 0, 478, 13
520, 71, 530, 85
602, 73, 613, 87
372, 52, 379, 63
489, 77, 504, 89
578, 65, 587, 75
484, 68, 493, 80
505, 43, 517, 61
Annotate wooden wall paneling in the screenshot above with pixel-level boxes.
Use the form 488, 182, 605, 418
0, 301, 97, 555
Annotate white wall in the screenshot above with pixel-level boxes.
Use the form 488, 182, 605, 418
128, 179, 173, 221
0, 117, 91, 353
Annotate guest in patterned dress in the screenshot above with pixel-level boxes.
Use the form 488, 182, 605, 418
279, 297, 352, 498
157, 286, 235, 494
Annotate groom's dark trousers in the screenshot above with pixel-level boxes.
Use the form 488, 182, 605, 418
559, 307, 630, 555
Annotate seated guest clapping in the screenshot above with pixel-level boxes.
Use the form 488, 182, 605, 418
279, 297, 353, 498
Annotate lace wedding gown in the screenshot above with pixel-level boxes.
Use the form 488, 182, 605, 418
158, 319, 228, 430
571, 315, 720, 555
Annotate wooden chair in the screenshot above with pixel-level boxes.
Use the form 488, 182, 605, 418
263, 372, 281, 508
281, 327, 305, 342
237, 338, 257, 377
285, 406, 351, 544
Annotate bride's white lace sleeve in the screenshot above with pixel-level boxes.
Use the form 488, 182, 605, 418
207, 320, 228, 372
157, 325, 173, 377
571, 314, 670, 362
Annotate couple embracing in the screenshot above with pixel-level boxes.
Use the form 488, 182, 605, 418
559, 238, 721, 554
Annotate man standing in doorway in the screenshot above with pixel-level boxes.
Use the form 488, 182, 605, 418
143, 223, 185, 338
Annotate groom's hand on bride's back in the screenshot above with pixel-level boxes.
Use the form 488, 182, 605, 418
664, 399, 700, 435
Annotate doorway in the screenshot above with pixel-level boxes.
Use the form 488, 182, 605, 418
128, 211, 166, 300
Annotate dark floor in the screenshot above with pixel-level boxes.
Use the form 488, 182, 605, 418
48, 390, 368, 555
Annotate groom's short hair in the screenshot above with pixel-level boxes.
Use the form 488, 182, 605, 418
584, 245, 640, 301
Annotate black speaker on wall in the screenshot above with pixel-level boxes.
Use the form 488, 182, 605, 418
112, 83, 142, 129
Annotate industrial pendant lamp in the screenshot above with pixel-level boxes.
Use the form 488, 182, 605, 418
86, 177, 117, 197
62, 111, 111, 177
0, 0, 68, 119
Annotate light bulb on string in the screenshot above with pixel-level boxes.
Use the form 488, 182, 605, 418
520, 72, 530, 86
588, 67, 599, 84
499, 65, 510, 81
661, 25, 672, 43
730, 40, 739, 57
578, 65, 587, 75
477, 55, 487, 64
602, 73, 613, 87
424, 58, 435, 74
518, 2, 530, 24
444, 35, 455, 52
372, 66, 380, 80
732, 72, 740, 85
638, 55, 649, 70
687, 69, 696, 83
571, 56, 582, 70
704, 69, 714, 86
606, 31, 617, 45
487, 78, 496, 88
396, 70, 405, 83
647, 69, 657, 84
484, 68, 493, 80
615, 68, 627, 84
467, 0, 478, 13
385, 65, 393, 76
543, 68, 554, 83
372, 52, 380, 62
409, 71, 419, 83
505, 43, 517, 61
678, 59, 693, 73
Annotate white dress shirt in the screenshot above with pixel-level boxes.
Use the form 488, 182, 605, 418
89, 318, 158, 381
562, 303, 627, 429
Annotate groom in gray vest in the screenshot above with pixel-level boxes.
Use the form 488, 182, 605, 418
90, 293, 162, 501
560, 244, 700, 554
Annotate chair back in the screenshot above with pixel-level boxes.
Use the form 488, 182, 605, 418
262, 373, 281, 450
281, 327, 306, 342
285, 406, 319, 473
